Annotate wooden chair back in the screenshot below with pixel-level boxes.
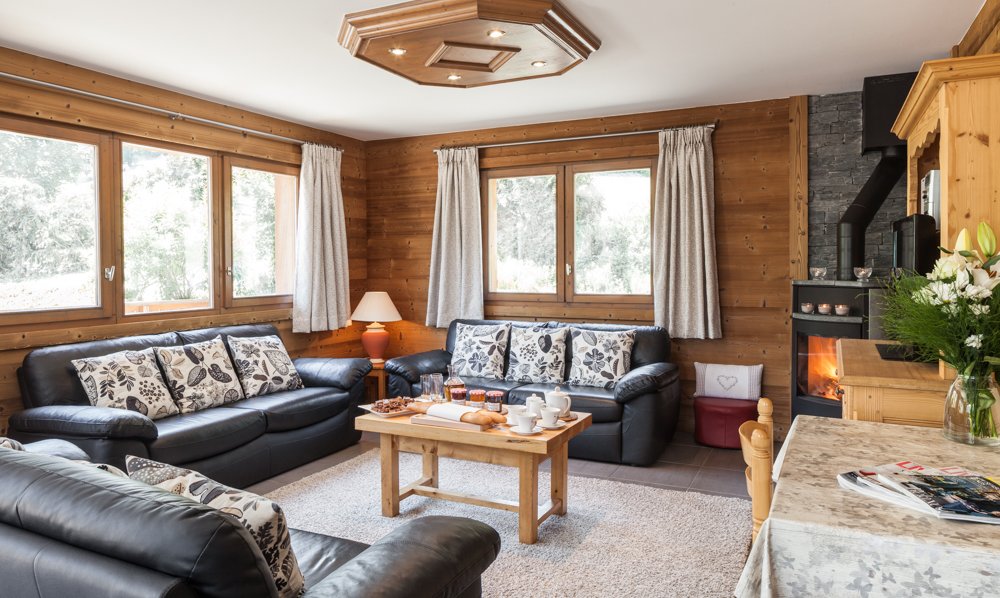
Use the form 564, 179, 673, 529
739, 397, 773, 544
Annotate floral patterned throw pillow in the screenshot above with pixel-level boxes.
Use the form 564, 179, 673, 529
451, 323, 511, 380
567, 328, 637, 389
72, 349, 179, 420
505, 327, 568, 383
227, 335, 303, 398
155, 336, 245, 413
0, 437, 24, 451
126, 456, 304, 598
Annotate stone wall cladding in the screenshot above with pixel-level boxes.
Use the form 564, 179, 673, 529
807, 92, 906, 278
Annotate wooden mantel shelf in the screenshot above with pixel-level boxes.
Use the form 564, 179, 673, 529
836, 339, 951, 428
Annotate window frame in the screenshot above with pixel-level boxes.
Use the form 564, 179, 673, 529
222, 155, 298, 309
115, 136, 223, 322
565, 158, 655, 304
481, 157, 655, 307
0, 115, 115, 328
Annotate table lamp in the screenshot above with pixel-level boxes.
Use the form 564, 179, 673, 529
350, 291, 402, 363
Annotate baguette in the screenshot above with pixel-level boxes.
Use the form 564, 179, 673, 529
406, 400, 506, 425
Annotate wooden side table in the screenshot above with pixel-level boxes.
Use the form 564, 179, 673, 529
366, 361, 387, 401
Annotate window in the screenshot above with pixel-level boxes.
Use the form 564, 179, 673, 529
121, 141, 214, 314
0, 118, 111, 324
483, 159, 653, 304
225, 157, 297, 304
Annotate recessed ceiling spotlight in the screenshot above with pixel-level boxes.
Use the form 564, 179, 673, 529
487, 29, 506, 38
447, 74, 462, 81
388, 47, 407, 56
531, 60, 547, 68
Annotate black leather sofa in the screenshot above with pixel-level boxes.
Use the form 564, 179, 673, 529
9, 324, 371, 488
386, 319, 680, 466
0, 449, 500, 598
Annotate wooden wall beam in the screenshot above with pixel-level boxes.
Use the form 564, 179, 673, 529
788, 95, 809, 281
954, 0, 1000, 57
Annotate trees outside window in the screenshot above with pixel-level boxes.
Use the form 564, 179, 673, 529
482, 159, 652, 305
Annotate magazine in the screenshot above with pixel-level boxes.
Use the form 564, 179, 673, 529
837, 461, 1000, 524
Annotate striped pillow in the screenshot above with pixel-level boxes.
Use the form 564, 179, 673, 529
694, 362, 763, 401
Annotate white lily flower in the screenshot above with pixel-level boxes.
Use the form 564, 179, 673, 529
971, 267, 1000, 291
929, 253, 969, 281
965, 334, 984, 349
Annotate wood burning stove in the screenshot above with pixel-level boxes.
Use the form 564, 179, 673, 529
791, 280, 884, 419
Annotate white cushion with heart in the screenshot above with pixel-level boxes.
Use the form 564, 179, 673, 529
693, 362, 763, 401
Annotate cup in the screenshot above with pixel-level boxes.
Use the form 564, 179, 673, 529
526, 394, 545, 417
419, 374, 432, 401
427, 373, 444, 403
540, 407, 561, 427
506, 404, 526, 426
853, 266, 873, 282
513, 412, 538, 433
809, 267, 827, 281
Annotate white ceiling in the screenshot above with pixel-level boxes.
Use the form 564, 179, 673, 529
0, 0, 984, 140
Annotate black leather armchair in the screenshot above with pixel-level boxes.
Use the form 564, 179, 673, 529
10, 324, 372, 488
0, 449, 500, 598
386, 319, 681, 466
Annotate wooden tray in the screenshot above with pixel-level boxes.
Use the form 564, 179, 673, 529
410, 414, 490, 431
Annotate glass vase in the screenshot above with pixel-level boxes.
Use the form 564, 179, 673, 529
942, 372, 1000, 446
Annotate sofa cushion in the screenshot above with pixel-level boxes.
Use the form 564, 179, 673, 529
451, 323, 511, 380
22, 438, 86, 460
227, 335, 304, 398
229, 387, 353, 432
290, 528, 368, 588
151, 408, 266, 464
508, 383, 623, 423
567, 328, 636, 389
505, 326, 568, 384
71, 348, 179, 420
155, 337, 245, 413
19, 331, 181, 409
126, 456, 304, 598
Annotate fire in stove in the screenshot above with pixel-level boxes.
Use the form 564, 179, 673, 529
806, 336, 842, 401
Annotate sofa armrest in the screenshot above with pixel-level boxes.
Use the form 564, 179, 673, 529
614, 363, 679, 403
304, 516, 500, 598
294, 358, 372, 391
384, 350, 452, 384
9, 406, 158, 441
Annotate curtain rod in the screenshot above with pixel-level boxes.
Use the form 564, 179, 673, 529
438, 121, 718, 150
0, 71, 341, 149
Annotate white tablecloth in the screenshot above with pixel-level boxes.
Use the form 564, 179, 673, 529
736, 416, 1000, 597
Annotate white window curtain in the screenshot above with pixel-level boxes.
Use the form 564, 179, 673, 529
425, 147, 484, 327
292, 144, 351, 333
652, 125, 722, 339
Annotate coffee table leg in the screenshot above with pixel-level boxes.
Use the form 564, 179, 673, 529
422, 446, 439, 488
518, 453, 539, 544
551, 442, 568, 516
380, 433, 400, 516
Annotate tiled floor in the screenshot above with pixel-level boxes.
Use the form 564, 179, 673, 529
249, 430, 765, 500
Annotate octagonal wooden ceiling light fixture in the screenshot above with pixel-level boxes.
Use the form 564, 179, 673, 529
338, 0, 601, 88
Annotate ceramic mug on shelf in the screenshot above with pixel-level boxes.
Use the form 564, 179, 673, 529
512, 412, 538, 433
525, 394, 545, 417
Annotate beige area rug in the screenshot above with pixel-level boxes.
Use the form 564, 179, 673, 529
268, 450, 751, 597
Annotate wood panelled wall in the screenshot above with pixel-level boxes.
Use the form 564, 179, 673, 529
954, 0, 1000, 57
0, 47, 368, 434
368, 99, 802, 438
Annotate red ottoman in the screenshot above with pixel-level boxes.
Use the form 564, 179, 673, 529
694, 396, 760, 449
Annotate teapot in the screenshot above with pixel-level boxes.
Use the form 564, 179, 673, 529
545, 386, 572, 418
525, 394, 545, 417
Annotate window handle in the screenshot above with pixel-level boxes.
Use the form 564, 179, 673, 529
104, 266, 115, 282
226, 267, 233, 277
566, 263, 572, 276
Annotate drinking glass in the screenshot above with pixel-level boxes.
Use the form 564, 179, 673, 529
428, 373, 445, 403
809, 267, 827, 281
419, 374, 432, 401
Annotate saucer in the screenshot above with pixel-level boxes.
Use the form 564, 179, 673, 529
538, 420, 566, 429
510, 426, 543, 436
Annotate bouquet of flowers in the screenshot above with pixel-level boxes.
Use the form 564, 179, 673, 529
882, 222, 1000, 444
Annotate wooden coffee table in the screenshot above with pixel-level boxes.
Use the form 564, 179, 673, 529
355, 411, 592, 544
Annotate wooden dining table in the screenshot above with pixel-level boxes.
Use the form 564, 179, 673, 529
736, 415, 1000, 597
